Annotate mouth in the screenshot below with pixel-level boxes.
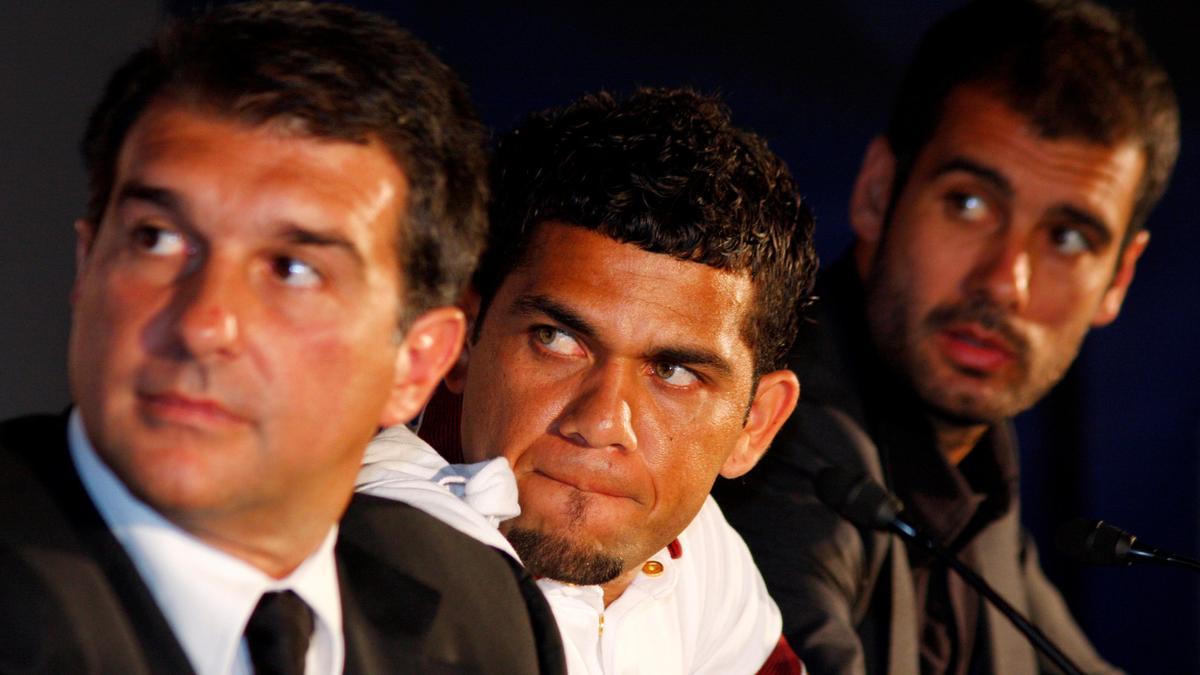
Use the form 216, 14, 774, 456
137, 391, 248, 427
934, 324, 1017, 374
528, 468, 637, 502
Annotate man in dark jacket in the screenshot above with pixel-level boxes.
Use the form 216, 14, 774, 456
0, 3, 562, 673
716, 1, 1179, 673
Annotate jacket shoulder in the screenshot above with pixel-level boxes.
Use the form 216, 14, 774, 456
338, 494, 565, 674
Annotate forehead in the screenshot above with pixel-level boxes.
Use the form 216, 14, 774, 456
112, 102, 410, 245
500, 223, 755, 364
909, 86, 1145, 235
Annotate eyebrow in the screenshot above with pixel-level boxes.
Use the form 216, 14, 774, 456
514, 294, 598, 339
513, 293, 735, 379
932, 157, 1014, 200
934, 157, 1116, 246
114, 182, 183, 214
277, 225, 365, 267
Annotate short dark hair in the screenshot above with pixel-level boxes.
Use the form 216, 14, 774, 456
82, 1, 488, 324
478, 88, 818, 378
887, 0, 1179, 235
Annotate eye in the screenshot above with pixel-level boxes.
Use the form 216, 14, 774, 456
131, 224, 187, 257
270, 256, 322, 288
532, 326, 584, 357
651, 362, 699, 387
944, 191, 990, 223
1049, 227, 1093, 256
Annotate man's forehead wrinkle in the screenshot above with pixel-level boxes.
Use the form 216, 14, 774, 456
118, 105, 405, 257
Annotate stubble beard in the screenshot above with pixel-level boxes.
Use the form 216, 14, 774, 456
505, 489, 625, 586
864, 252, 1067, 426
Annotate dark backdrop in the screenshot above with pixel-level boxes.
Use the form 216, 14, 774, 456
6, 1, 1197, 671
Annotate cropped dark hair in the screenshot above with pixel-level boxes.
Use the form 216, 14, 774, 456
478, 88, 818, 378
81, 1, 488, 324
887, 0, 1179, 235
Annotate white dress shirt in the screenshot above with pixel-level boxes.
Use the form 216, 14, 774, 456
357, 425, 782, 674
537, 498, 782, 675
68, 409, 344, 675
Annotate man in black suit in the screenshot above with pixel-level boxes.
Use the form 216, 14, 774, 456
0, 3, 561, 674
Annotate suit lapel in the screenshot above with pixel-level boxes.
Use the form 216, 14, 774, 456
970, 508, 1037, 674
886, 536, 920, 675
0, 414, 196, 675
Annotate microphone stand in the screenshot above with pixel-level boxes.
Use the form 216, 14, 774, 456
888, 518, 1086, 675
816, 466, 1087, 674
1127, 545, 1200, 571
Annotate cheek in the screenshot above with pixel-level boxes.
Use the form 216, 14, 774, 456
644, 410, 741, 494
464, 338, 567, 462
268, 324, 397, 424
1027, 262, 1112, 327
72, 273, 151, 374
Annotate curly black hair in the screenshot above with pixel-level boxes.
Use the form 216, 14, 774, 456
477, 88, 818, 378
81, 1, 488, 324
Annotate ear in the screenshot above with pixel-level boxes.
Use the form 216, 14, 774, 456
849, 136, 896, 276
720, 369, 800, 479
71, 219, 98, 304
378, 306, 467, 427
444, 287, 481, 395
1092, 229, 1149, 327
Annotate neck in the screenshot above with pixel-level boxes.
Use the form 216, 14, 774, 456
169, 503, 343, 579
929, 416, 988, 467
600, 566, 640, 607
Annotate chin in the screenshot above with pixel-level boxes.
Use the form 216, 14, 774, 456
505, 525, 625, 586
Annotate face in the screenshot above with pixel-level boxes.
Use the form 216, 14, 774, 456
70, 102, 418, 542
459, 223, 795, 585
854, 86, 1148, 423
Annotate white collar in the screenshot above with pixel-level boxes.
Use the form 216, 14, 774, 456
537, 538, 683, 613
68, 409, 344, 675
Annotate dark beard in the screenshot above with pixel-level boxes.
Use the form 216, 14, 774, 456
865, 246, 1035, 424
505, 527, 625, 586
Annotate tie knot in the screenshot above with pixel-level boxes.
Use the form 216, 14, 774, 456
245, 590, 315, 675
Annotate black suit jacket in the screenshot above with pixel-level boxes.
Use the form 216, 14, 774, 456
0, 414, 564, 674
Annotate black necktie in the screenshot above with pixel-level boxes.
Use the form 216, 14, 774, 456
244, 590, 315, 675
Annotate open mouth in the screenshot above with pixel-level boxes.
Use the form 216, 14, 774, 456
936, 325, 1016, 373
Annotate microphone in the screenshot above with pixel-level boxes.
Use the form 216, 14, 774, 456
815, 467, 1085, 675
1056, 518, 1200, 572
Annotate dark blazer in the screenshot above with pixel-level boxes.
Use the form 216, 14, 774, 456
0, 414, 564, 675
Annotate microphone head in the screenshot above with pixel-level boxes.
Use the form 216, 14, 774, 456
815, 467, 902, 531
1056, 518, 1135, 566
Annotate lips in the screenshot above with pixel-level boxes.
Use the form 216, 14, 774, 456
138, 391, 248, 426
528, 467, 637, 502
935, 324, 1016, 373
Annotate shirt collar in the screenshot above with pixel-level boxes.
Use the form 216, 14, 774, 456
67, 409, 344, 675
536, 538, 684, 612
888, 417, 1016, 555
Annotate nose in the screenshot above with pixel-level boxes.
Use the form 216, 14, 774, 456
555, 363, 638, 453
965, 235, 1031, 312
171, 259, 245, 359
